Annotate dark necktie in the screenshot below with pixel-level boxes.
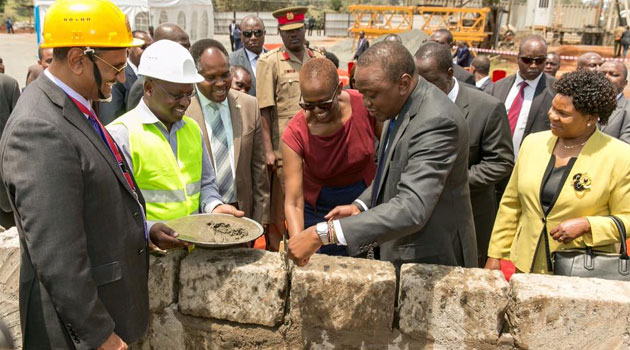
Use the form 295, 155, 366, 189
371, 119, 397, 208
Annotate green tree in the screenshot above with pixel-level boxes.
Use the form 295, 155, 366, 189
329, 0, 342, 11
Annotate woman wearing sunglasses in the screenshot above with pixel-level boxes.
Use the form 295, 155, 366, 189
282, 58, 382, 256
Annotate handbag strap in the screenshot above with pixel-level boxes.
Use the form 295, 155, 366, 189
607, 215, 628, 258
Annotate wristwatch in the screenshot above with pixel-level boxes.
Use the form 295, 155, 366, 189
315, 222, 331, 245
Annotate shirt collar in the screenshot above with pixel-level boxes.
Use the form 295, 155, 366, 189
127, 59, 139, 76
475, 75, 490, 88
618, 92, 624, 100
136, 98, 186, 129
44, 69, 93, 114
515, 71, 543, 88
245, 48, 264, 61
196, 85, 229, 110
447, 78, 459, 102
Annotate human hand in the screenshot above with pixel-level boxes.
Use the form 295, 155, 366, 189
288, 225, 322, 267
212, 204, 245, 217
550, 217, 590, 243
324, 204, 360, 220
265, 149, 277, 170
98, 332, 127, 350
484, 257, 502, 270
149, 223, 188, 250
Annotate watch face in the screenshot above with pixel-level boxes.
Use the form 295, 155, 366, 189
316, 222, 328, 233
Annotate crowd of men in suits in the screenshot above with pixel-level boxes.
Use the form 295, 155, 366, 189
3, 4, 630, 346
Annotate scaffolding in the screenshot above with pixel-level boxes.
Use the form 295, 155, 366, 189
348, 5, 415, 37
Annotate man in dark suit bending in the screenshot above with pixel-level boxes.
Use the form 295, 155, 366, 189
415, 42, 514, 266
288, 41, 477, 269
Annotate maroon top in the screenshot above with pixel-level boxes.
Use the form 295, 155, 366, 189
283, 89, 377, 208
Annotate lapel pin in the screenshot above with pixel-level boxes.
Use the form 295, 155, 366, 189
572, 173, 591, 192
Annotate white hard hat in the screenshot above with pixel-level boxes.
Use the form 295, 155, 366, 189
138, 39, 203, 84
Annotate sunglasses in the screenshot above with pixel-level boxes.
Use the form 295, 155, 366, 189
519, 56, 546, 65
299, 84, 340, 111
243, 29, 265, 38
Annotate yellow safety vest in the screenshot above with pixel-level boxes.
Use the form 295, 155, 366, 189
111, 111, 203, 221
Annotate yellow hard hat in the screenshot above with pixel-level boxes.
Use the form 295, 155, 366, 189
40, 0, 144, 48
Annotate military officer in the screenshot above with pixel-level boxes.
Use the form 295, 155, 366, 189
256, 6, 323, 250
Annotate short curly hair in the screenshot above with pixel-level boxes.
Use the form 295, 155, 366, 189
554, 70, 617, 125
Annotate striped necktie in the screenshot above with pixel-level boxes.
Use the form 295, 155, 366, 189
209, 104, 236, 203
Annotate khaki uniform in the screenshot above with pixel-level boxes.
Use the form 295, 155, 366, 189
256, 45, 323, 239
256, 45, 323, 156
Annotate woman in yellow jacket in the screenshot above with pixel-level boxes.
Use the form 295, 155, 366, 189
486, 70, 630, 274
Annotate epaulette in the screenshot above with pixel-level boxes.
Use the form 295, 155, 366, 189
260, 47, 280, 60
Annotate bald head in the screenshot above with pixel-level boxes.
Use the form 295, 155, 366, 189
358, 40, 416, 83
300, 57, 339, 91
577, 52, 603, 71
599, 61, 628, 94
240, 15, 264, 29
517, 35, 547, 81
383, 33, 402, 44
471, 55, 491, 76
430, 29, 454, 47
154, 23, 190, 49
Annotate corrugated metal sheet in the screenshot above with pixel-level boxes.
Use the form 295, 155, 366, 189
214, 12, 278, 36
325, 13, 351, 37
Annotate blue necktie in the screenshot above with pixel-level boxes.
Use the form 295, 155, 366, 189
371, 119, 396, 207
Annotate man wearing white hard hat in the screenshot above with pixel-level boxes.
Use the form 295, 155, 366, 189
108, 40, 244, 231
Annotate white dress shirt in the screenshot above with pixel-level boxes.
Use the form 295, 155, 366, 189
197, 87, 236, 183
475, 76, 490, 89
504, 72, 544, 157
127, 59, 139, 76
447, 78, 460, 102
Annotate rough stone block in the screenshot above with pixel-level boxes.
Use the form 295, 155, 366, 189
0, 290, 21, 350
398, 264, 509, 348
509, 274, 630, 349
0, 227, 20, 298
178, 248, 287, 327
289, 254, 396, 332
148, 249, 187, 312
132, 304, 185, 350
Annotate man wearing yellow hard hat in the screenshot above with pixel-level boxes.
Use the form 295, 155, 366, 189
0, 0, 177, 348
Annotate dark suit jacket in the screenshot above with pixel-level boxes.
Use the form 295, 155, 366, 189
600, 95, 630, 144
0, 73, 20, 217
353, 38, 369, 60
0, 75, 149, 349
126, 75, 145, 112
99, 65, 138, 125
489, 72, 555, 140
340, 78, 477, 268
454, 84, 514, 258
478, 76, 494, 94
186, 90, 270, 224
229, 48, 259, 97
454, 64, 475, 85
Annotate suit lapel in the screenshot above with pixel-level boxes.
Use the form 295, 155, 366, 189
454, 84, 470, 119
498, 75, 516, 103
40, 76, 136, 197
524, 74, 548, 134
374, 81, 425, 199
605, 96, 625, 132
228, 91, 242, 169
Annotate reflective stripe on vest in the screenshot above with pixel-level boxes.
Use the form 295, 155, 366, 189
111, 111, 203, 221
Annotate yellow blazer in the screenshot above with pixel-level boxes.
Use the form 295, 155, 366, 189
488, 130, 630, 273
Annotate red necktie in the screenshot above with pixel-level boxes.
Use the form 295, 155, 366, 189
67, 96, 136, 192
508, 81, 528, 135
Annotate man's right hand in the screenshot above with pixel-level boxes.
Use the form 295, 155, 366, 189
265, 149, 277, 170
98, 332, 127, 350
484, 257, 502, 271
324, 204, 361, 220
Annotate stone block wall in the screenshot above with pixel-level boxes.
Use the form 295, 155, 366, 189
2, 226, 630, 349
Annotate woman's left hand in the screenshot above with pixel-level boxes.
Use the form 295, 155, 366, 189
549, 217, 591, 243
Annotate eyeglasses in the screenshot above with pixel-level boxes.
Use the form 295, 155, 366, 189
519, 56, 546, 65
93, 54, 127, 75
153, 82, 196, 101
243, 29, 265, 38
299, 84, 340, 111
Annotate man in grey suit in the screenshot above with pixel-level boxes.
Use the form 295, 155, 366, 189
487, 35, 555, 158
127, 23, 190, 111
0, 3, 182, 348
470, 55, 494, 94
415, 42, 514, 266
288, 41, 477, 269
599, 61, 630, 143
430, 29, 476, 86
0, 72, 19, 229
229, 15, 266, 97
98, 30, 152, 124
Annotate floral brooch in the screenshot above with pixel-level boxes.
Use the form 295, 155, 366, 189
572, 173, 591, 192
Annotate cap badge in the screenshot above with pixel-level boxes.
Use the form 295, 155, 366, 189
287, 12, 294, 20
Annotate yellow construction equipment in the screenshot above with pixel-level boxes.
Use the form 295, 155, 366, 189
348, 5, 415, 37
348, 4, 490, 48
